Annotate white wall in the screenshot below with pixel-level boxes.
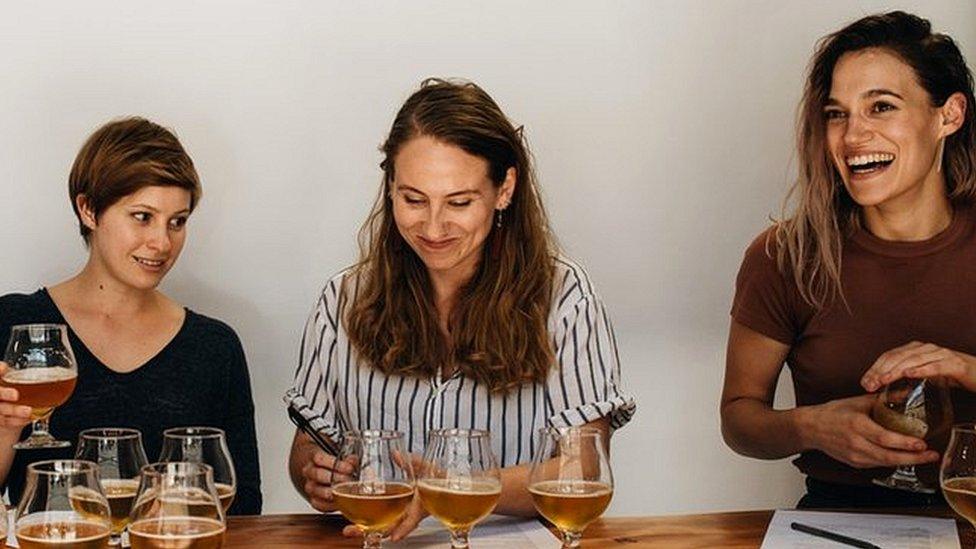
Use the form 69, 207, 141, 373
1, 0, 974, 515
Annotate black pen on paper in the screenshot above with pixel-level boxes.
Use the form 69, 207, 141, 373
790, 522, 883, 549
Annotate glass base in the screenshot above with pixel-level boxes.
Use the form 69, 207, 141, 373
872, 471, 936, 494
13, 433, 71, 450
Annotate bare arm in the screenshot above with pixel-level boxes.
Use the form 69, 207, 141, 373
721, 320, 938, 468
720, 320, 807, 458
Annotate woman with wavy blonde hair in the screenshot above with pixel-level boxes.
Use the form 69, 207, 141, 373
722, 11, 976, 508
286, 78, 634, 540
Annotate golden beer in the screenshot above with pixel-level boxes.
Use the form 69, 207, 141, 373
944, 477, 976, 523
417, 479, 500, 529
129, 517, 225, 549
16, 520, 111, 549
333, 481, 414, 531
1, 368, 77, 420
103, 479, 139, 533
132, 486, 222, 520
528, 480, 612, 532
215, 483, 235, 513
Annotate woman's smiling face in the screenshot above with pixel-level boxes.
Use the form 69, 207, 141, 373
824, 47, 960, 211
391, 135, 514, 282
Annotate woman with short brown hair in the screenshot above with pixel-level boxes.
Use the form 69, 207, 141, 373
0, 117, 262, 514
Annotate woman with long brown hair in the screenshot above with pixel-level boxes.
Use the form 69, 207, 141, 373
285, 78, 634, 539
721, 11, 975, 508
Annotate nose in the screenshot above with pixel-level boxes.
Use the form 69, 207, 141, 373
146, 223, 173, 254
843, 113, 873, 147
423, 204, 449, 238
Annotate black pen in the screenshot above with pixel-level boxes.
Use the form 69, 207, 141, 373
790, 522, 882, 549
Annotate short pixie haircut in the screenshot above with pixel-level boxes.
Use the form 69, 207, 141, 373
68, 117, 201, 243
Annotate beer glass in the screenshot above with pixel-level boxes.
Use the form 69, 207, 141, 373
75, 428, 149, 543
942, 424, 976, 537
128, 462, 225, 549
529, 427, 614, 548
871, 377, 953, 493
15, 459, 112, 548
2, 324, 78, 449
159, 427, 236, 513
332, 430, 415, 549
417, 429, 501, 548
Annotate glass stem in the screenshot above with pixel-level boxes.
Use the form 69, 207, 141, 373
450, 528, 471, 548
31, 417, 51, 439
363, 531, 383, 549
561, 530, 582, 548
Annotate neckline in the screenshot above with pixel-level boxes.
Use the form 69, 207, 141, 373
38, 288, 191, 377
849, 206, 971, 258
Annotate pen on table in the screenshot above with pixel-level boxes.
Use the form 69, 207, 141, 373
790, 522, 882, 549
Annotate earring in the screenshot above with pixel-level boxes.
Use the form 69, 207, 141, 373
495, 208, 503, 229
936, 137, 946, 173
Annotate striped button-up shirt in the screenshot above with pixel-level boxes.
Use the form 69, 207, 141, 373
285, 257, 635, 466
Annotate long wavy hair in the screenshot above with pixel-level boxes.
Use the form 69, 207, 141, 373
775, 11, 976, 308
344, 78, 557, 391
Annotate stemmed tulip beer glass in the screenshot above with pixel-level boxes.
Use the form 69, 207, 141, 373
2, 324, 78, 449
418, 429, 501, 548
872, 377, 953, 493
331, 430, 416, 549
75, 428, 150, 544
529, 426, 614, 548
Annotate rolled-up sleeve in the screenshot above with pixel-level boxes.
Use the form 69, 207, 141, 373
284, 276, 344, 446
546, 291, 635, 431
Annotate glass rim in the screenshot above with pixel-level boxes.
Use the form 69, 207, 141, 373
79, 427, 142, 440
538, 426, 604, 437
140, 461, 214, 477
951, 423, 976, 434
10, 323, 68, 332
342, 429, 405, 441
26, 459, 99, 475
163, 426, 226, 439
427, 428, 491, 439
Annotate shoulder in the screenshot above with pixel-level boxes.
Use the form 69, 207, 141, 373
736, 225, 788, 283
182, 309, 244, 351
0, 289, 53, 321
312, 268, 357, 306
551, 256, 603, 317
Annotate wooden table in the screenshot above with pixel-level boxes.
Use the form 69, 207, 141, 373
225, 509, 975, 547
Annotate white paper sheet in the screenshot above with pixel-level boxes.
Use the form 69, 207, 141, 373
391, 515, 561, 548
762, 510, 960, 549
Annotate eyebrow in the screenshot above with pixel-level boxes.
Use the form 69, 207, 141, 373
128, 203, 191, 215
397, 185, 482, 198
825, 88, 905, 107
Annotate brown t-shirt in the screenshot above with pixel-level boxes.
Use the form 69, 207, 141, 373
732, 206, 976, 486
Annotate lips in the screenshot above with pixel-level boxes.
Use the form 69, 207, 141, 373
133, 256, 166, 269
845, 152, 895, 176
416, 237, 457, 252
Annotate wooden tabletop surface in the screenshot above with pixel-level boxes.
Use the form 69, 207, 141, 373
225, 508, 975, 548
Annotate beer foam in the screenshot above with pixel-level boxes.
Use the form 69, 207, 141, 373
333, 481, 414, 499
102, 478, 140, 496
417, 478, 502, 495
3, 367, 77, 383
528, 480, 613, 497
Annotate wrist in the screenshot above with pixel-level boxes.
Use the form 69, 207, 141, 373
791, 405, 819, 453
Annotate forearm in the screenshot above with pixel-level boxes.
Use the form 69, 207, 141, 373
721, 397, 812, 460
494, 463, 537, 517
